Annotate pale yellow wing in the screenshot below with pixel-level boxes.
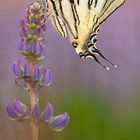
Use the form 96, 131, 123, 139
49, 15, 68, 38
99, 0, 125, 24
46, 0, 68, 38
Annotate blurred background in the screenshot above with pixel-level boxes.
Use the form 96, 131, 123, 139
0, 0, 140, 139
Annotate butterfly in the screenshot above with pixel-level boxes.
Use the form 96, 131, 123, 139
45, 0, 125, 70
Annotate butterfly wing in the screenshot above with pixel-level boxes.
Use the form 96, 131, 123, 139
46, 0, 125, 69
46, 0, 68, 38
49, 15, 68, 38
98, 0, 125, 24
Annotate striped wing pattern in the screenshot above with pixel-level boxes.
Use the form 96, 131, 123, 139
46, 0, 125, 69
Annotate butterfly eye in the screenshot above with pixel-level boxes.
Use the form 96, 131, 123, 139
72, 42, 78, 48
72, 39, 80, 48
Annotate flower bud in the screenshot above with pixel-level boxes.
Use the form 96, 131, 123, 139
6, 101, 18, 120
18, 40, 23, 51
28, 40, 35, 52
13, 99, 28, 117
24, 62, 30, 76
6, 99, 28, 120
49, 112, 69, 132
18, 39, 28, 52
42, 24, 46, 31
41, 68, 52, 86
20, 20, 25, 28
35, 41, 41, 55
31, 102, 40, 119
34, 65, 40, 81
13, 59, 24, 77
25, 27, 31, 37
41, 103, 54, 122
19, 20, 25, 37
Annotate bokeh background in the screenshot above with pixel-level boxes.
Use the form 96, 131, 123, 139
0, 0, 140, 140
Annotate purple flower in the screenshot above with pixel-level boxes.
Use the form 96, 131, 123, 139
34, 65, 40, 81
18, 39, 28, 52
7, 1, 70, 133
41, 103, 54, 122
13, 59, 23, 77
42, 24, 46, 31
35, 41, 42, 55
41, 103, 70, 131
31, 102, 40, 119
17, 1, 47, 61
20, 20, 25, 28
24, 62, 30, 76
28, 40, 35, 52
18, 40, 23, 51
34, 29, 38, 36
19, 20, 25, 37
49, 112, 69, 132
41, 68, 52, 86
25, 15, 30, 24
6, 99, 28, 120
25, 27, 31, 37
13, 99, 28, 116
6, 101, 18, 120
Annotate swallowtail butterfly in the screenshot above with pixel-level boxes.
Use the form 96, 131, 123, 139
45, 0, 125, 70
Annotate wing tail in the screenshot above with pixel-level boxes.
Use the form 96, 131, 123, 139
78, 46, 117, 70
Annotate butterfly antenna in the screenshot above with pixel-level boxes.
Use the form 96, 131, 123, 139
91, 54, 110, 70
93, 48, 117, 68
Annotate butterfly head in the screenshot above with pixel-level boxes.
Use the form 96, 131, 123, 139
72, 39, 81, 48
72, 38, 86, 58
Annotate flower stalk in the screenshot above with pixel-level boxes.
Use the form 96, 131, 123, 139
6, 1, 69, 140
29, 61, 39, 140
30, 119, 39, 140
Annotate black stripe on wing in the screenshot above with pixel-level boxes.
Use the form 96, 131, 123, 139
94, 0, 98, 7
77, 0, 79, 5
50, 0, 68, 38
52, 16, 68, 37
58, 0, 77, 38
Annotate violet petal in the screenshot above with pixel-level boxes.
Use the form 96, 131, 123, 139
13, 99, 27, 116
34, 65, 40, 81
18, 40, 23, 51
20, 20, 25, 28
31, 102, 40, 119
13, 59, 23, 77
24, 62, 30, 76
19, 27, 25, 37
42, 68, 52, 86
22, 40, 28, 51
35, 41, 41, 55
6, 101, 18, 119
42, 103, 54, 122
28, 40, 35, 52
42, 24, 46, 31
49, 112, 69, 132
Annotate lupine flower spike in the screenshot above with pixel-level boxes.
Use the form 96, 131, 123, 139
6, 2, 69, 140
